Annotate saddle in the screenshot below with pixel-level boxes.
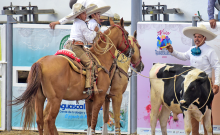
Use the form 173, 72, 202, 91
55, 49, 108, 75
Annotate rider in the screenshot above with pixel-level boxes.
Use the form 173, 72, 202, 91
49, 3, 99, 92
86, 4, 110, 47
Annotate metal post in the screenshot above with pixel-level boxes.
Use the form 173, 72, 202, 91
131, 0, 142, 133
6, 15, 14, 131
192, 16, 197, 46
164, 14, 169, 21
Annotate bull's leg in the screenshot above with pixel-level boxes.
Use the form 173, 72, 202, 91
35, 88, 46, 135
158, 105, 171, 135
44, 98, 61, 135
86, 100, 93, 135
102, 98, 110, 135
183, 110, 192, 135
150, 88, 162, 135
203, 109, 212, 135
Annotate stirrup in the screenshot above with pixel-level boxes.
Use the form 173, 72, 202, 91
93, 82, 103, 94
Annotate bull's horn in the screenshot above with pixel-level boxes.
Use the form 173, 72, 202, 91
180, 100, 186, 104
197, 75, 207, 79
181, 75, 186, 78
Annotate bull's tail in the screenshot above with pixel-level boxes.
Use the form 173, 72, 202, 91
11, 62, 42, 130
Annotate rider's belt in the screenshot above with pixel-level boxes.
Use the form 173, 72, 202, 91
73, 40, 84, 46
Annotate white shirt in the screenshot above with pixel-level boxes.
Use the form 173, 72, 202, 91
87, 19, 100, 43
171, 43, 220, 85
59, 18, 96, 44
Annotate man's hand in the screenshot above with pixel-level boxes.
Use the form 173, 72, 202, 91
49, 21, 60, 29
209, 19, 217, 29
165, 44, 173, 53
94, 26, 99, 32
213, 85, 219, 95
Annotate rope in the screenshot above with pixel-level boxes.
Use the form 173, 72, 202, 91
91, 25, 212, 111
129, 65, 212, 110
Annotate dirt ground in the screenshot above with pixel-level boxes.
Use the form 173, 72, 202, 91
0, 130, 87, 135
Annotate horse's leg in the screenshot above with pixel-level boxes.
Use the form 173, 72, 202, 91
35, 88, 46, 135
102, 98, 110, 135
90, 72, 110, 134
150, 87, 162, 135
111, 93, 123, 135
86, 100, 93, 135
43, 102, 50, 135
158, 105, 171, 135
44, 98, 62, 135
43, 103, 58, 135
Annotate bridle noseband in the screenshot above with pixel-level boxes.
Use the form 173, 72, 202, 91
114, 25, 133, 58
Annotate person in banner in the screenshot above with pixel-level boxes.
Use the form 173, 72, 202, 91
166, 24, 220, 135
49, 3, 100, 92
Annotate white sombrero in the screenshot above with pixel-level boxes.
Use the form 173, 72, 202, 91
86, 4, 111, 16
66, 3, 97, 19
183, 24, 217, 41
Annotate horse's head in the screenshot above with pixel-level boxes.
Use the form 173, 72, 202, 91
107, 18, 134, 58
129, 31, 144, 72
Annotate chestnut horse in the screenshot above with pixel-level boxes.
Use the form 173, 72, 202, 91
86, 31, 144, 135
102, 31, 144, 135
12, 18, 133, 135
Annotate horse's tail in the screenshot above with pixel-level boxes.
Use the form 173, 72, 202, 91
11, 62, 42, 130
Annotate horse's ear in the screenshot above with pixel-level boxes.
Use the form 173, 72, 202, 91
119, 18, 124, 28
109, 18, 115, 26
133, 30, 137, 39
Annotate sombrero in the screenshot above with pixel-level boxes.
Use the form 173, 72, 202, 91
183, 24, 217, 41
66, 3, 97, 19
86, 4, 111, 16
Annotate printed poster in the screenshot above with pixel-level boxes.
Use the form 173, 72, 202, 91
137, 22, 192, 135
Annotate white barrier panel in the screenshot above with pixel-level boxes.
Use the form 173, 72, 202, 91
0, 24, 6, 131
198, 22, 220, 134
137, 22, 192, 135
11, 24, 130, 134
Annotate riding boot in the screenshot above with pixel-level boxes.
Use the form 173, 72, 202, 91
191, 118, 199, 135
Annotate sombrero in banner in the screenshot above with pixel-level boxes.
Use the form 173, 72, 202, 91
66, 3, 97, 19
87, 4, 111, 16
183, 24, 217, 41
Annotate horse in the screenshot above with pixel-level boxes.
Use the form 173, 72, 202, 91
102, 31, 144, 135
86, 30, 144, 135
12, 18, 133, 135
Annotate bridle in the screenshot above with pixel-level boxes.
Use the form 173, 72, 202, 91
113, 25, 133, 58
130, 37, 142, 68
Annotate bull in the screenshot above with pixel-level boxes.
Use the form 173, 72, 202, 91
149, 63, 214, 135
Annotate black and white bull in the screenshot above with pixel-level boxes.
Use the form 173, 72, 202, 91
149, 63, 214, 135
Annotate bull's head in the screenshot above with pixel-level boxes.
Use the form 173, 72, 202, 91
179, 74, 210, 108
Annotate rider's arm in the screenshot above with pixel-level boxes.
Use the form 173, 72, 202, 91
81, 22, 97, 43
170, 49, 191, 61
59, 13, 75, 25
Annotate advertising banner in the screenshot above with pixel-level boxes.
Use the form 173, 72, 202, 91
137, 22, 192, 135
11, 24, 130, 133
0, 25, 6, 131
